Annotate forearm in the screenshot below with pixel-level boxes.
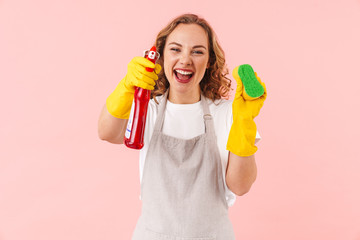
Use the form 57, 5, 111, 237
225, 152, 257, 196
98, 104, 128, 144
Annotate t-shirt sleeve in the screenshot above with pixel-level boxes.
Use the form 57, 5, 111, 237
255, 130, 261, 144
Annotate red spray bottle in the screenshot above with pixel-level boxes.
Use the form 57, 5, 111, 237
124, 46, 160, 149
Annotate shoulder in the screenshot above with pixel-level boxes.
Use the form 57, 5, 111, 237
149, 95, 165, 106
204, 97, 233, 137
206, 97, 232, 108
148, 95, 166, 113
206, 98, 233, 116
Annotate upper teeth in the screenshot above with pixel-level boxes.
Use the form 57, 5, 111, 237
175, 69, 193, 75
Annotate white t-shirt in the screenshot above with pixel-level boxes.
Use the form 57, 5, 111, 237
139, 95, 261, 207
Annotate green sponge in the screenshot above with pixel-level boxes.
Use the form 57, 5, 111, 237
237, 64, 264, 100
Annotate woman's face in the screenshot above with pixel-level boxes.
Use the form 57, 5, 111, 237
163, 23, 209, 103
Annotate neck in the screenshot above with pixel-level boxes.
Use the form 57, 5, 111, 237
168, 88, 201, 104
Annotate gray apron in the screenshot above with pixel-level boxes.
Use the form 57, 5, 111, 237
132, 91, 235, 240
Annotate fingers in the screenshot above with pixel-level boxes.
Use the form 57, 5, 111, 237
132, 56, 156, 69
127, 57, 162, 90
254, 72, 262, 83
132, 57, 162, 74
154, 64, 162, 74
134, 64, 159, 80
260, 81, 267, 100
129, 65, 157, 90
254, 72, 267, 100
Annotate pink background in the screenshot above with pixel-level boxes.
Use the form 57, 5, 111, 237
1, 0, 360, 239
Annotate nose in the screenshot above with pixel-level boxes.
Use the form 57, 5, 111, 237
179, 52, 192, 66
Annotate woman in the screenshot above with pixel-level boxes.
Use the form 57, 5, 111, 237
98, 13, 266, 240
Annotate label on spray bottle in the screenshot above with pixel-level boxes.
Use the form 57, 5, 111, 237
125, 100, 135, 139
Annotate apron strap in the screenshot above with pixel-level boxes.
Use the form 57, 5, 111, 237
200, 93, 216, 138
152, 90, 169, 135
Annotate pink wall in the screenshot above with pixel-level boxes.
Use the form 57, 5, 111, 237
1, 0, 360, 239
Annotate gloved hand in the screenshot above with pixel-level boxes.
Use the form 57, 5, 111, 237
226, 66, 267, 157
106, 57, 162, 119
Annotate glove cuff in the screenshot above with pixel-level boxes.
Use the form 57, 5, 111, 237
226, 118, 258, 157
106, 80, 135, 119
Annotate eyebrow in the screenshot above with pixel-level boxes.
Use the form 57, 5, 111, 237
168, 42, 207, 50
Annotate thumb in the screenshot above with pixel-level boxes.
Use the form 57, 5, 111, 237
232, 66, 243, 96
259, 81, 267, 100
154, 64, 162, 75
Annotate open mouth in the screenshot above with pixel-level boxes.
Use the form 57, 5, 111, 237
174, 69, 194, 83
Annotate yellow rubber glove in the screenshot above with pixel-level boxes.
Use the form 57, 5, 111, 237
106, 57, 162, 119
226, 66, 267, 157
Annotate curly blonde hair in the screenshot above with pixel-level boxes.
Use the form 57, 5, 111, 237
152, 13, 231, 102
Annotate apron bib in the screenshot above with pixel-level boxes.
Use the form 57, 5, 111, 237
132, 91, 235, 240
